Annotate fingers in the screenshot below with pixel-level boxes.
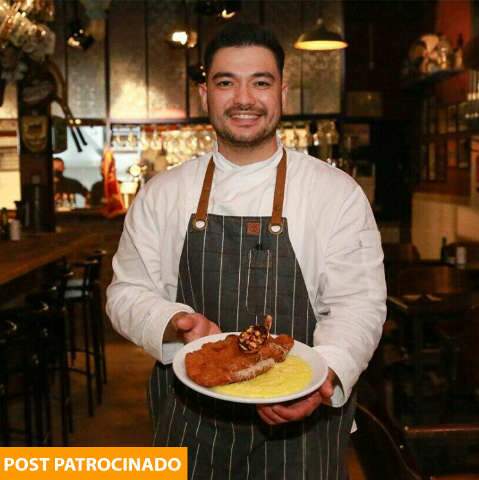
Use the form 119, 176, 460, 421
319, 369, 337, 400
257, 405, 290, 425
257, 390, 323, 425
174, 313, 220, 343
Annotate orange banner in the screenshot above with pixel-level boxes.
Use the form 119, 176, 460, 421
0, 447, 187, 479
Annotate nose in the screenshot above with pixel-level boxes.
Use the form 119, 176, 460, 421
233, 82, 255, 107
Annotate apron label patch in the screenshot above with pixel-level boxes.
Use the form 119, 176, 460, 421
246, 222, 261, 236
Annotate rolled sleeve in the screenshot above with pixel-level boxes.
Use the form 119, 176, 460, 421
313, 186, 387, 407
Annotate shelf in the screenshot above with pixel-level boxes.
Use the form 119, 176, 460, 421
401, 69, 465, 92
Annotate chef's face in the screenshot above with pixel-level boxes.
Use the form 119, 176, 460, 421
199, 46, 287, 149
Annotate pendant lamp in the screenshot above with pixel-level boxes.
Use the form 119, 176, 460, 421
294, 18, 347, 51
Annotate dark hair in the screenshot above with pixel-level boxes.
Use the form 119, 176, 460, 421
204, 23, 285, 76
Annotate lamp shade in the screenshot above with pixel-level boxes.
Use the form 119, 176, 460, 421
294, 19, 347, 51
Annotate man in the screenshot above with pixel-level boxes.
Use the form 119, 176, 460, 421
53, 157, 89, 205
107, 23, 386, 479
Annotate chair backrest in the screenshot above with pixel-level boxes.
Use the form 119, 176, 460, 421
383, 243, 421, 264
353, 403, 426, 480
397, 265, 468, 295
458, 305, 479, 389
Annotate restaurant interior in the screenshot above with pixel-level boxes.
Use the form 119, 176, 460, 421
0, 0, 479, 477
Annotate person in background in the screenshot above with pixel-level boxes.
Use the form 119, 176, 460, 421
107, 23, 386, 479
89, 174, 105, 207
53, 157, 89, 207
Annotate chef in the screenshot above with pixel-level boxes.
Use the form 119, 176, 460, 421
107, 22, 386, 479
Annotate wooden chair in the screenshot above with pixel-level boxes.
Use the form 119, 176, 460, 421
353, 403, 426, 480
383, 243, 421, 296
353, 402, 479, 479
383, 243, 421, 264
397, 265, 469, 295
404, 423, 479, 478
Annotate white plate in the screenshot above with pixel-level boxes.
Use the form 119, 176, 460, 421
172, 332, 329, 404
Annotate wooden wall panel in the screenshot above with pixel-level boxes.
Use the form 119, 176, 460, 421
109, 0, 147, 119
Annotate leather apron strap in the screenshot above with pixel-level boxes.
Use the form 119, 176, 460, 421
193, 149, 287, 234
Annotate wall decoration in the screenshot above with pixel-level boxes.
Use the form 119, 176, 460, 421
447, 137, 457, 167
437, 106, 447, 134
428, 141, 436, 180
435, 139, 447, 181
420, 143, 428, 180
20, 115, 48, 153
428, 97, 437, 134
447, 104, 457, 133
458, 137, 470, 168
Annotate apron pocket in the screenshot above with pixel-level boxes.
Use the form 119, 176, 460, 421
245, 247, 272, 316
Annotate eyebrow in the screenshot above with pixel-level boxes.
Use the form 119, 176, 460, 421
211, 71, 276, 81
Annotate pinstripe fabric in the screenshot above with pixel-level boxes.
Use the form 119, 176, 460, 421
148, 158, 356, 479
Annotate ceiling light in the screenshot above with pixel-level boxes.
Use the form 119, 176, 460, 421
220, 9, 236, 19
67, 21, 94, 50
294, 18, 347, 51
171, 31, 188, 45
167, 30, 198, 48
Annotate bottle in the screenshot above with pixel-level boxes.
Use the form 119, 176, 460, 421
440, 237, 447, 263
1, 208, 9, 240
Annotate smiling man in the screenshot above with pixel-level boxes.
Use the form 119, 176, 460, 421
107, 23, 386, 479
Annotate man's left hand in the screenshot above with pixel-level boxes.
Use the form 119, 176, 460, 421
256, 369, 336, 425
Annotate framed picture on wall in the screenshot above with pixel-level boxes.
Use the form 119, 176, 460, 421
458, 137, 470, 169
429, 98, 437, 135
447, 138, 457, 167
428, 142, 436, 180
436, 140, 447, 181
447, 104, 458, 133
457, 102, 468, 132
438, 107, 447, 134
420, 143, 428, 181
421, 99, 429, 135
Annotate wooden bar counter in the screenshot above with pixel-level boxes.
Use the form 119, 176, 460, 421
0, 230, 98, 286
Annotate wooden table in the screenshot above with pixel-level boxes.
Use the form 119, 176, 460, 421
0, 230, 97, 286
387, 292, 479, 422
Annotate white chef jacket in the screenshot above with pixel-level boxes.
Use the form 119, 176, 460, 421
106, 141, 387, 408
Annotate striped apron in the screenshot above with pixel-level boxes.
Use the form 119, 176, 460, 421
149, 151, 356, 479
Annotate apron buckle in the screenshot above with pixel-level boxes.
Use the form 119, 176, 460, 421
268, 221, 283, 235
192, 215, 208, 231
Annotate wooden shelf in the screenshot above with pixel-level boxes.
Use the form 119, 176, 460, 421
401, 69, 465, 91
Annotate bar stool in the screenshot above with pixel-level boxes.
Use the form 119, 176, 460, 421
25, 268, 74, 445
0, 302, 52, 446
65, 252, 106, 417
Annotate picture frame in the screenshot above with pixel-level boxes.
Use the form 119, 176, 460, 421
457, 102, 468, 132
428, 142, 436, 180
420, 143, 428, 181
435, 139, 447, 181
458, 137, 470, 169
447, 138, 457, 167
447, 104, 458, 133
428, 98, 437, 135
438, 107, 447, 134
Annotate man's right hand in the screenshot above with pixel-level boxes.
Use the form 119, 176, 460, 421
169, 312, 221, 344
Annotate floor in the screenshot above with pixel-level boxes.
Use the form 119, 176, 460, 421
59, 325, 365, 478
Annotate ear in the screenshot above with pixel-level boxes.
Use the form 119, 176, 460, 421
281, 82, 288, 111
198, 83, 208, 113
